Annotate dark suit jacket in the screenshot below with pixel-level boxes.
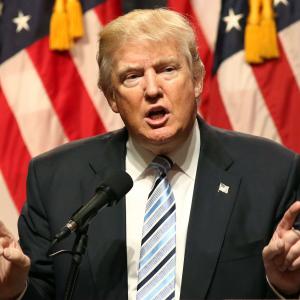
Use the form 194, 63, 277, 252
19, 117, 300, 299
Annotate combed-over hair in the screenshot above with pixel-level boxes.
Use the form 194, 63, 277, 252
97, 8, 204, 100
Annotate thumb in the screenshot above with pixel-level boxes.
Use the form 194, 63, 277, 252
3, 248, 31, 269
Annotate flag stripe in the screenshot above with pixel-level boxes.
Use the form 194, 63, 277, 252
94, 0, 122, 25
168, 0, 232, 129
192, 9, 232, 130
0, 171, 19, 237
217, 51, 282, 141
27, 37, 106, 141
70, 9, 123, 132
0, 87, 31, 211
252, 41, 300, 152
0, 51, 67, 156
279, 21, 300, 89
191, 0, 220, 51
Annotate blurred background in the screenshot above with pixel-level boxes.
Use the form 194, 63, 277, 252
0, 0, 299, 236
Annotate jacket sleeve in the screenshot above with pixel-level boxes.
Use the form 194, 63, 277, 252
18, 159, 55, 300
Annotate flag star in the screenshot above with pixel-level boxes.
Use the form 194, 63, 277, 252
223, 8, 244, 32
274, 0, 288, 6
12, 11, 31, 33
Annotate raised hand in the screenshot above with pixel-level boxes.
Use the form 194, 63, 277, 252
0, 220, 30, 300
263, 201, 300, 295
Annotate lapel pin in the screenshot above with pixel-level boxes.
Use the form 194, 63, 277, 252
218, 182, 230, 194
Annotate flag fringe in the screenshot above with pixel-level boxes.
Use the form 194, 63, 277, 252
245, 0, 279, 63
67, 0, 84, 39
50, 0, 84, 51
260, 0, 279, 58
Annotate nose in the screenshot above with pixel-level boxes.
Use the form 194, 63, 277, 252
144, 70, 162, 100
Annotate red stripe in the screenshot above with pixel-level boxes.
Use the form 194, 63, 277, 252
0, 88, 31, 211
26, 36, 106, 141
252, 41, 300, 153
167, 0, 232, 129
94, 0, 122, 25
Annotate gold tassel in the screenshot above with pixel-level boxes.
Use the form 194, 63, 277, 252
260, 0, 279, 58
50, 0, 71, 50
67, 0, 84, 39
245, 0, 263, 63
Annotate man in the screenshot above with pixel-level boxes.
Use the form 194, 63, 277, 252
1, 8, 300, 300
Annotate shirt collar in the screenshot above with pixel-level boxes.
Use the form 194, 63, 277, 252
126, 119, 201, 181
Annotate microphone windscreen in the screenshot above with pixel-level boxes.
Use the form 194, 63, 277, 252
100, 170, 133, 200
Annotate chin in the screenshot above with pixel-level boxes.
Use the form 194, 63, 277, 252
140, 130, 182, 155
147, 128, 176, 143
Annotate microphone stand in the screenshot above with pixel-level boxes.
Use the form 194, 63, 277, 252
48, 224, 89, 300
63, 225, 89, 300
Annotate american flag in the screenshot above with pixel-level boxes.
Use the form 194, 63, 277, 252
0, 0, 299, 236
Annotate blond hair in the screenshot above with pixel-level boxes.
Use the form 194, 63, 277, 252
97, 8, 204, 100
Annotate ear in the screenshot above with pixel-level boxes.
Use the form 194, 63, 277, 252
107, 96, 119, 113
194, 80, 203, 98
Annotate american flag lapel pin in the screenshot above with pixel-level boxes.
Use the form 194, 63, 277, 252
218, 182, 230, 194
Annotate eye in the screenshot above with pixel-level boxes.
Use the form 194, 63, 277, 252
126, 73, 139, 80
123, 73, 142, 87
164, 66, 176, 73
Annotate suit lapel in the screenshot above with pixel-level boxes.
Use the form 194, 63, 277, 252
180, 119, 241, 299
83, 128, 129, 299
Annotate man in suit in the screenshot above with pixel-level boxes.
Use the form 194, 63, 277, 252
1, 8, 300, 300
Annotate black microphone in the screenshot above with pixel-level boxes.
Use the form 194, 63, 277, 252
52, 170, 133, 246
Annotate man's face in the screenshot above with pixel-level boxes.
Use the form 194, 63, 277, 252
108, 40, 202, 154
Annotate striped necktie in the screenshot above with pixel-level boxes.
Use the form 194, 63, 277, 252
137, 155, 176, 300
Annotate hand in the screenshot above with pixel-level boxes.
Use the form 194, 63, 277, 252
0, 220, 30, 300
263, 201, 300, 295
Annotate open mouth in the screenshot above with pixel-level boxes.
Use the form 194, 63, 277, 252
145, 106, 170, 127
146, 107, 169, 120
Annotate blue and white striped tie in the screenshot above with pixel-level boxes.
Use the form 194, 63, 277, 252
137, 155, 176, 300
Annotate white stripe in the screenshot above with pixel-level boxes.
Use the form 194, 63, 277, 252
0, 171, 19, 238
70, 9, 124, 131
191, 0, 221, 51
279, 20, 300, 89
0, 51, 68, 157
217, 51, 282, 143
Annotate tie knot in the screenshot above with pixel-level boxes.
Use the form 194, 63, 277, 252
149, 155, 173, 175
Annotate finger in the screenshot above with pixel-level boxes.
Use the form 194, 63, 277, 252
288, 256, 300, 271
292, 228, 300, 239
0, 237, 11, 249
281, 239, 300, 271
3, 248, 31, 269
0, 236, 21, 250
280, 228, 300, 249
277, 201, 300, 233
263, 237, 285, 263
0, 220, 14, 238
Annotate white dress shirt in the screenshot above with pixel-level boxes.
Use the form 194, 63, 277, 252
126, 120, 200, 300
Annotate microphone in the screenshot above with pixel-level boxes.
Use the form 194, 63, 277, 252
52, 170, 133, 245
